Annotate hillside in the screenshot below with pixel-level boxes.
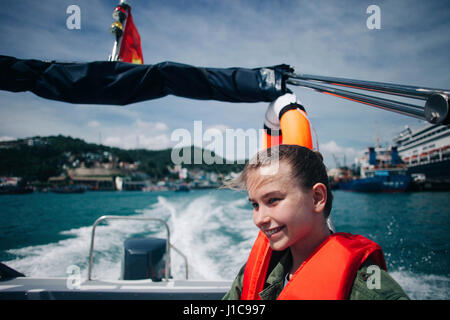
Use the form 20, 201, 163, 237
0, 135, 245, 183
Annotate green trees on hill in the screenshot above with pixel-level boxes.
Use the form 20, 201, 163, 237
0, 135, 244, 183
0, 139, 63, 181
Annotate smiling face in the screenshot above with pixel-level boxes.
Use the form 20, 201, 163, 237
247, 160, 326, 252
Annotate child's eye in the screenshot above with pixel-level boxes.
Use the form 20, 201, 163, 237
268, 198, 281, 205
251, 202, 259, 209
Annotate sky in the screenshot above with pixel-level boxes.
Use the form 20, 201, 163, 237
0, 0, 449, 168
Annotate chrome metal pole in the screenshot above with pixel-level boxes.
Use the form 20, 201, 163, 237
170, 244, 189, 280
288, 73, 450, 100
109, 1, 129, 61
286, 78, 426, 120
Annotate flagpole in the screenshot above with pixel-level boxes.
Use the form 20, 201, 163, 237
109, 0, 130, 61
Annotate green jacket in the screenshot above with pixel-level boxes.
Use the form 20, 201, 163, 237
223, 249, 409, 300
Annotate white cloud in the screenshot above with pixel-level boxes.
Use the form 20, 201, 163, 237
321, 140, 359, 156
136, 119, 168, 132
102, 119, 172, 150
321, 141, 344, 154
103, 136, 121, 147
137, 134, 172, 150
104, 133, 172, 150
205, 124, 230, 133
87, 120, 100, 128
0, 136, 16, 142
320, 140, 362, 168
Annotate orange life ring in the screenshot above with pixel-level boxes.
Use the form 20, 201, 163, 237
263, 93, 313, 150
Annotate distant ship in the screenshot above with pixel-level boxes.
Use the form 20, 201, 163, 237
393, 123, 450, 189
174, 183, 190, 192
339, 146, 411, 192
0, 185, 34, 195
0, 177, 34, 195
50, 185, 86, 194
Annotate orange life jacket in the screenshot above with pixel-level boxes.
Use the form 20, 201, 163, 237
241, 231, 387, 300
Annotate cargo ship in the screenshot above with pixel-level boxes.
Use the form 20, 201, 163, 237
339, 146, 411, 192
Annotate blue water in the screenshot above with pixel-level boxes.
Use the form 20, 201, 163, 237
0, 189, 449, 300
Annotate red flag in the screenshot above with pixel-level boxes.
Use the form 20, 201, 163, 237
118, 8, 143, 64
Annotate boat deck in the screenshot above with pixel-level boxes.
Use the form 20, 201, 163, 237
0, 277, 232, 300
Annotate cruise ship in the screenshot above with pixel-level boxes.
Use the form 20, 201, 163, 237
393, 123, 450, 189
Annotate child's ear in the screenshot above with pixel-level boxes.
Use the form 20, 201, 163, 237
311, 183, 327, 214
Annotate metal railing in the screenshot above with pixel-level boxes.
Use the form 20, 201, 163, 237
170, 244, 189, 280
88, 215, 189, 281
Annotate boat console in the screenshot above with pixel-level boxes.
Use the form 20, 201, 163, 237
0, 215, 232, 300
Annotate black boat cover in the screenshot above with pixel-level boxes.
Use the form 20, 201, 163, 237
0, 55, 292, 105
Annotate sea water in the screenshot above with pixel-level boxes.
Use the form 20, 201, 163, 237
0, 189, 448, 300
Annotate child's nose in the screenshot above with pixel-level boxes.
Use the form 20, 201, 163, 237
253, 207, 271, 228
